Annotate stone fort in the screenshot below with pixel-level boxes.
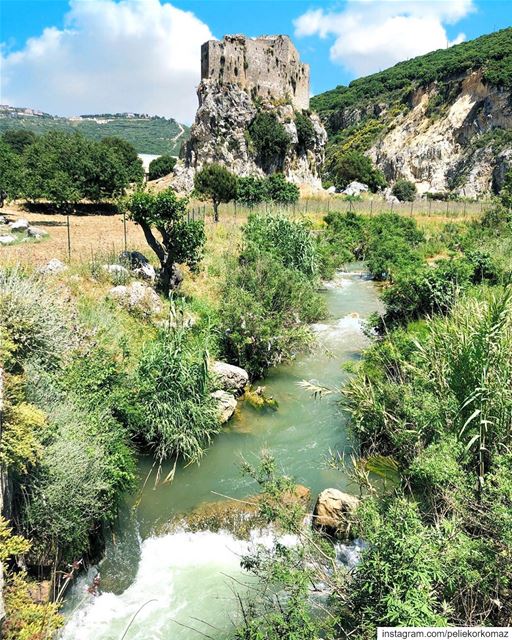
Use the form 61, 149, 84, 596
200, 34, 310, 111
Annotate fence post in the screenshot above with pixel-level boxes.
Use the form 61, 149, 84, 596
66, 213, 71, 261
122, 210, 127, 252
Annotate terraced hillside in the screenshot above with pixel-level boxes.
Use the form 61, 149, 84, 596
0, 107, 190, 155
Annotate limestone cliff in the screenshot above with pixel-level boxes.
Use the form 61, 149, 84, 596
369, 71, 512, 197
312, 28, 512, 197
173, 35, 326, 193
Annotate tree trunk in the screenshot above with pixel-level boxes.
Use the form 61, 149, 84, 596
213, 201, 219, 223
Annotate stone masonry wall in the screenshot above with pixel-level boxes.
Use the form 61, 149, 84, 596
201, 34, 310, 111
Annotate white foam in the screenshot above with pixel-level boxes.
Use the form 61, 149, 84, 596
312, 313, 363, 343
61, 528, 297, 640
335, 538, 367, 569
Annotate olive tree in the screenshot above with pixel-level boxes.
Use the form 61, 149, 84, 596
124, 188, 205, 296
194, 163, 238, 222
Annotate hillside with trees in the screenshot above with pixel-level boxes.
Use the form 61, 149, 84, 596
0, 107, 189, 155
311, 28, 512, 197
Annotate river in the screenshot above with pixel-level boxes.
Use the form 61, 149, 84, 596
60, 268, 382, 640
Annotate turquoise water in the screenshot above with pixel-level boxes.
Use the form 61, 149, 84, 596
61, 270, 381, 640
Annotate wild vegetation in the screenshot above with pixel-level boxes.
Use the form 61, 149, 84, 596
233, 189, 512, 638
312, 28, 512, 127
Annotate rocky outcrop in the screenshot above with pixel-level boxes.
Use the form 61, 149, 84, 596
367, 71, 512, 197
313, 488, 360, 539
38, 258, 67, 275
172, 35, 327, 193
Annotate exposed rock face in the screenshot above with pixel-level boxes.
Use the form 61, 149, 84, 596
173, 34, 327, 193
313, 488, 360, 539
211, 361, 249, 396
368, 71, 512, 197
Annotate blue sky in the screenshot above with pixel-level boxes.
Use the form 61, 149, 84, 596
1, 0, 510, 122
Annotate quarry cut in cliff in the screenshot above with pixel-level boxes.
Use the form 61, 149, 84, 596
172, 34, 326, 193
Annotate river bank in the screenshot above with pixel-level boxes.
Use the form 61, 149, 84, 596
59, 269, 382, 639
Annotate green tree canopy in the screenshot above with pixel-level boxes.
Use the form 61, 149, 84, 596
2, 129, 37, 154
148, 155, 177, 181
124, 188, 205, 295
330, 150, 387, 192
393, 178, 417, 202
194, 163, 238, 222
100, 136, 144, 184
295, 111, 316, 153
21, 131, 133, 208
248, 112, 290, 172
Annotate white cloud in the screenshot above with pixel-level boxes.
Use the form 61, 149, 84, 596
0, 0, 214, 123
294, 0, 474, 77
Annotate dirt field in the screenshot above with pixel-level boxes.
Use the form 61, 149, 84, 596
0, 204, 148, 267
0, 198, 478, 268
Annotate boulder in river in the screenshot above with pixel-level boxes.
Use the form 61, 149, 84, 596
313, 488, 360, 539
211, 389, 237, 424
212, 361, 249, 396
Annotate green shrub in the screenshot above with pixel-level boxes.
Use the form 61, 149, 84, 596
235, 176, 267, 206
295, 111, 316, 152
349, 496, 448, 632
264, 173, 300, 204
329, 150, 386, 192
128, 328, 220, 463
248, 112, 290, 171
148, 154, 177, 181
392, 178, 417, 202
219, 253, 326, 378
235, 174, 299, 206
0, 269, 73, 371
243, 213, 318, 279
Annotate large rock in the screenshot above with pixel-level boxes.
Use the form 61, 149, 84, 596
109, 282, 162, 316
211, 389, 237, 424
27, 226, 48, 238
102, 264, 129, 276
313, 488, 360, 539
343, 181, 369, 196
0, 235, 15, 245
39, 258, 67, 275
212, 361, 249, 396
10, 218, 29, 232
119, 251, 156, 282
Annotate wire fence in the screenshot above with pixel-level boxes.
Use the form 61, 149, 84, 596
187, 196, 493, 224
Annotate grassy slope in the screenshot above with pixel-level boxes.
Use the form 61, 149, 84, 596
0, 111, 190, 155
